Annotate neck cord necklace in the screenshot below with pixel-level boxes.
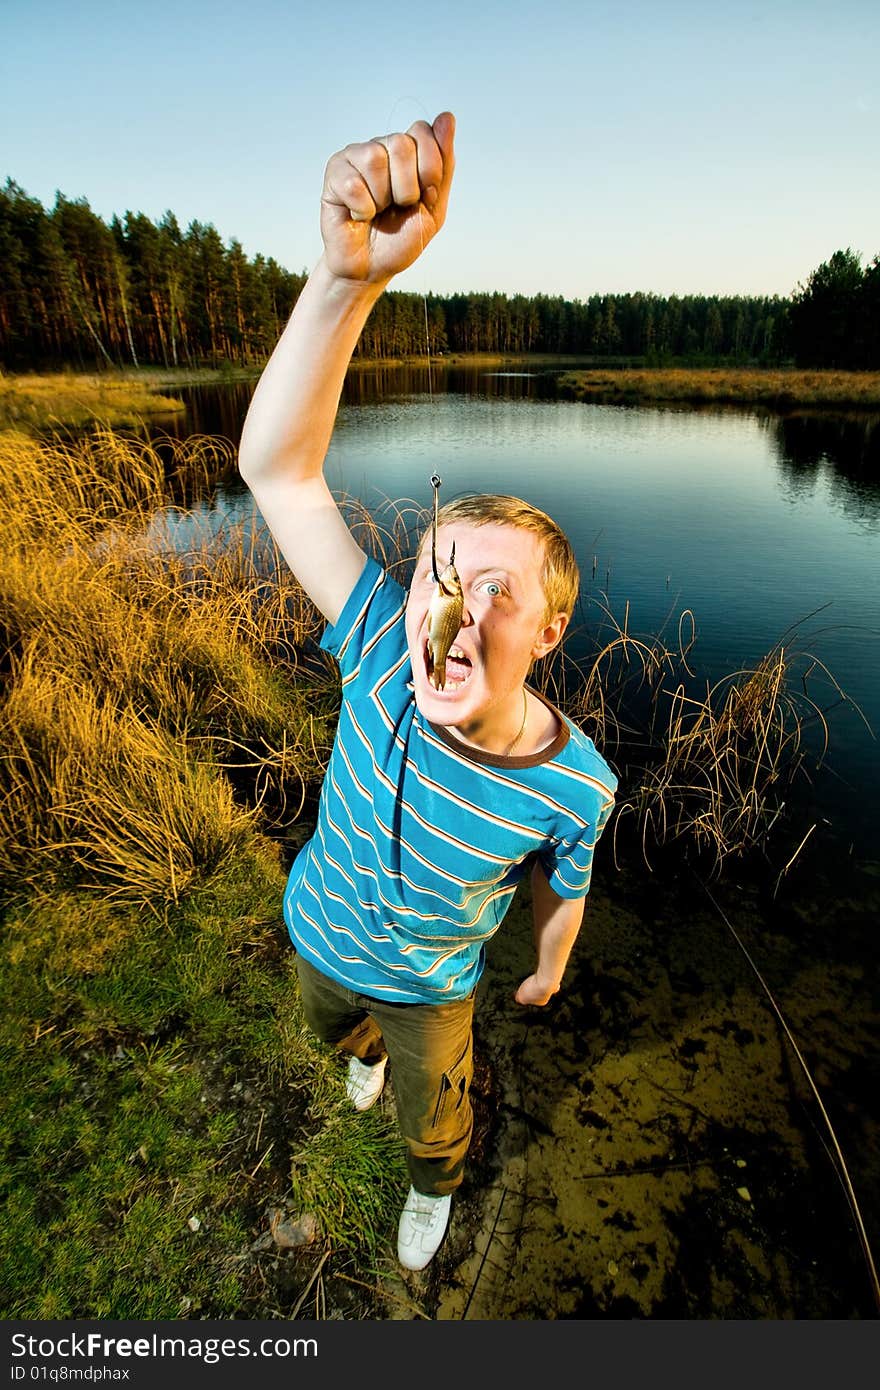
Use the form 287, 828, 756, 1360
506, 689, 529, 757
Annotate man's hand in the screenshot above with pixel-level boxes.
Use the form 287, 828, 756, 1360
238, 109, 455, 628
513, 862, 587, 1009
514, 973, 561, 1008
320, 112, 456, 284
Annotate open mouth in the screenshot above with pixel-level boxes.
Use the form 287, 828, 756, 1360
425, 642, 473, 692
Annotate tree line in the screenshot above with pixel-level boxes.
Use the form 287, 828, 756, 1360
361, 288, 784, 364
786, 248, 880, 369
1, 178, 877, 371
0, 181, 306, 371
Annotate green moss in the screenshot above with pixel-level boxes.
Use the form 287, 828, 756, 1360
0, 852, 407, 1317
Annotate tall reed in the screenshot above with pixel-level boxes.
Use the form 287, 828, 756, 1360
0, 428, 335, 906
567, 598, 861, 874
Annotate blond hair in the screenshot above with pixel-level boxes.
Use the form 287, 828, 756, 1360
419, 493, 580, 623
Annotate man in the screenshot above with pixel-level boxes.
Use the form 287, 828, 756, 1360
238, 111, 616, 1271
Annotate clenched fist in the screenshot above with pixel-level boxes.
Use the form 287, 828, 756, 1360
319, 111, 456, 284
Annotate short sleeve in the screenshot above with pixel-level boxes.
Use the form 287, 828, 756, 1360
538, 786, 616, 900
320, 555, 407, 690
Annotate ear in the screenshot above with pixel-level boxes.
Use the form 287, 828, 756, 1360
531, 612, 569, 660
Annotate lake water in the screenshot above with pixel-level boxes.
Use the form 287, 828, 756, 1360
166, 367, 880, 860
156, 367, 879, 1317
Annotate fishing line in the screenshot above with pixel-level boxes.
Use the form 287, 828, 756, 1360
419, 223, 446, 596
697, 872, 880, 1314
460, 1185, 509, 1319
381, 95, 443, 557
372, 99, 462, 687
431, 471, 442, 581
416, 184, 435, 411
405, 106, 453, 596
382, 91, 436, 390
382, 95, 433, 136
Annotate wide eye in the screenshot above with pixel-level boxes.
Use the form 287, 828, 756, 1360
483, 581, 503, 597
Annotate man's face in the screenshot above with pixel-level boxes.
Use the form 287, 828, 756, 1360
404, 521, 565, 729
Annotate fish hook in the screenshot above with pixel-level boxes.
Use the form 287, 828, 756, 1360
430, 473, 455, 582
430, 473, 441, 581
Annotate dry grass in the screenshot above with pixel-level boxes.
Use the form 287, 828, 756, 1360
1, 663, 256, 904
567, 598, 865, 875
0, 428, 337, 906
558, 367, 880, 410
0, 371, 187, 432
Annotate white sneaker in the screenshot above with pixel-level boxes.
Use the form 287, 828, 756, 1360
345, 1055, 387, 1111
397, 1186, 451, 1270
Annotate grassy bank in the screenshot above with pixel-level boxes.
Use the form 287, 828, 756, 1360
0, 428, 415, 1317
0, 371, 192, 433
557, 366, 880, 410
6, 363, 880, 431
1, 855, 403, 1318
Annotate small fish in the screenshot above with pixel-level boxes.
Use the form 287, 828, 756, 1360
426, 474, 464, 691
427, 552, 464, 689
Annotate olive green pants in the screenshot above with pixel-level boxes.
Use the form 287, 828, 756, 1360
294, 954, 474, 1196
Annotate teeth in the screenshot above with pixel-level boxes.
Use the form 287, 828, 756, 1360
448, 646, 467, 660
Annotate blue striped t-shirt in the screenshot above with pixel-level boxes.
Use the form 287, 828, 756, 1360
284, 557, 617, 1004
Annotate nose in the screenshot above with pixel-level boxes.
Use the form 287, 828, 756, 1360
459, 601, 474, 627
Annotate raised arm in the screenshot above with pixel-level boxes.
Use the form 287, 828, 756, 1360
238, 111, 456, 625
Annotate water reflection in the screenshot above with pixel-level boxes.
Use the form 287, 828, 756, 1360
764, 412, 880, 529
171, 374, 880, 534
161, 380, 256, 445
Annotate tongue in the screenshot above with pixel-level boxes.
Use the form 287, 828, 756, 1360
445, 655, 471, 682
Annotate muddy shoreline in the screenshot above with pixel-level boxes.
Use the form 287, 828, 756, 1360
370, 841, 880, 1319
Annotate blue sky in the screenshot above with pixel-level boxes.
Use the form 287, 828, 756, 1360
2, 0, 878, 300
